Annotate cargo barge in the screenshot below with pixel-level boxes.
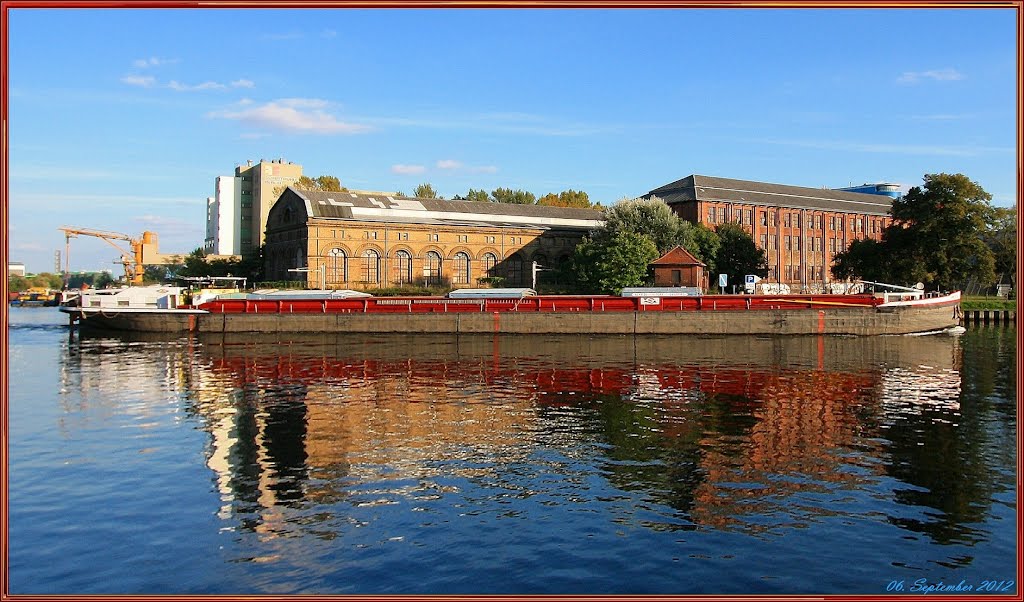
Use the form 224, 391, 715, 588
62, 285, 963, 336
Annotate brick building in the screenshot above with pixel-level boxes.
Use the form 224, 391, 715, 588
650, 246, 707, 289
644, 175, 895, 292
264, 188, 604, 290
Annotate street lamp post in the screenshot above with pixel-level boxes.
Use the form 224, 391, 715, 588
531, 261, 550, 290
288, 264, 326, 289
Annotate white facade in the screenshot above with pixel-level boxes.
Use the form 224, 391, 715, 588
204, 176, 242, 255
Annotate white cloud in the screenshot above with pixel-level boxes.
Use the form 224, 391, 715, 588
391, 164, 427, 175
321, 29, 337, 38
897, 68, 964, 84
121, 75, 156, 87
207, 98, 372, 135
434, 159, 498, 174
121, 75, 254, 92
132, 57, 177, 69
168, 80, 228, 92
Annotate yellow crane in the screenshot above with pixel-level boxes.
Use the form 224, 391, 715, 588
58, 226, 177, 286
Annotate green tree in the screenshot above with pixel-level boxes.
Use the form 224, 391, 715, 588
8, 275, 28, 292
294, 175, 347, 192
538, 189, 594, 208
601, 196, 712, 262
893, 173, 995, 289
466, 188, 490, 203
832, 173, 997, 290
690, 223, 721, 274
571, 231, 659, 295
712, 223, 768, 286
414, 183, 441, 199
28, 272, 64, 289
274, 174, 346, 199
985, 205, 1017, 288
491, 188, 536, 205
537, 192, 559, 206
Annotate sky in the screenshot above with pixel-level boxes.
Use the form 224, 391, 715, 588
6, 7, 1019, 275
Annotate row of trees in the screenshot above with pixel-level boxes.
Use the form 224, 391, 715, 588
832, 173, 1015, 292
289, 176, 599, 209
406, 183, 599, 209
8, 271, 118, 292
569, 196, 767, 294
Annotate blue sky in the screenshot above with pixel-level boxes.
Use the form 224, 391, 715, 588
7, 7, 1018, 274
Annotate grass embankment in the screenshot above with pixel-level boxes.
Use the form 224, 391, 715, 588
961, 296, 1017, 311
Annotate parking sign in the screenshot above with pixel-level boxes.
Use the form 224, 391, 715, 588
719, 274, 728, 288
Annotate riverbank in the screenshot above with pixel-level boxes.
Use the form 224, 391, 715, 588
961, 296, 1016, 311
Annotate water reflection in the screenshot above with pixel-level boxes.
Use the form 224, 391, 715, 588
60, 330, 1010, 554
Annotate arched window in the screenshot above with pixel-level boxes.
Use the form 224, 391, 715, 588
506, 254, 523, 286
482, 253, 498, 277
424, 251, 442, 285
394, 250, 412, 285
363, 249, 380, 284
327, 248, 347, 284
453, 252, 470, 284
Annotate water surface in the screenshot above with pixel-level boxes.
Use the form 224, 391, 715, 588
6, 307, 1017, 594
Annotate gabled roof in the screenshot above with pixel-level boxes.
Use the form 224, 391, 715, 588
646, 174, 894, 216
651, 246, 705, 267
284, 188, 604, 230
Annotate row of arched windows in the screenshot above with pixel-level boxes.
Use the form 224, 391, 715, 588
323, 249, 509, 285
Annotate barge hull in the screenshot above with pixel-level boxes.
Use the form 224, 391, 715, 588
66, 294, 961, 336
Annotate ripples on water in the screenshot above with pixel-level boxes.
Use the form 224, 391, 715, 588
5, 307, 1018, 594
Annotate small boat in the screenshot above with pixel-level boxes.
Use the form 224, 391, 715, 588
12, 288, 60, 307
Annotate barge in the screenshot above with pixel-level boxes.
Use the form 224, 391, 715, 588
62, 285, 963, 336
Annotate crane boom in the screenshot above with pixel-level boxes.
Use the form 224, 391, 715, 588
59, 225, 146, 285
59, 226, 238, 287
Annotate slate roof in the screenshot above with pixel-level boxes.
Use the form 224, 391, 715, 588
646, 175, 894, 216
290, 188, 604, 230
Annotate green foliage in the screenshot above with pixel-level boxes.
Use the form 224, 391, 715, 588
538, 189, 593, 208
143, 265, 178, 284
8, 275, 28, 292
985, 205, 1017, 286
713, 223, 768, 282
961, 296, 1016, 311
537, 192, 559, 206
295, 175, 347, 192
57, 272, 115, 289
571, 231, 659, 295
172, 246, 263, 281
414, 183, 441, 199
690, 223, 721, 273
466, 188, 491, 203
832, 173, 998, 290
367, 283, 450, 297
491, 187, 536, 205
600, 196, 712, 263
14, 272, 65, 290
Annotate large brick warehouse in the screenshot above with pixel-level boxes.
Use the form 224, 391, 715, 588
264, 188, 604, 290
644, 175, 895, 292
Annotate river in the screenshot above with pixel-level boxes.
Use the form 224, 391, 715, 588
5, 307, 1017, 594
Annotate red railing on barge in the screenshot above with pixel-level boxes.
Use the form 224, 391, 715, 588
198, 294, 884, 315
